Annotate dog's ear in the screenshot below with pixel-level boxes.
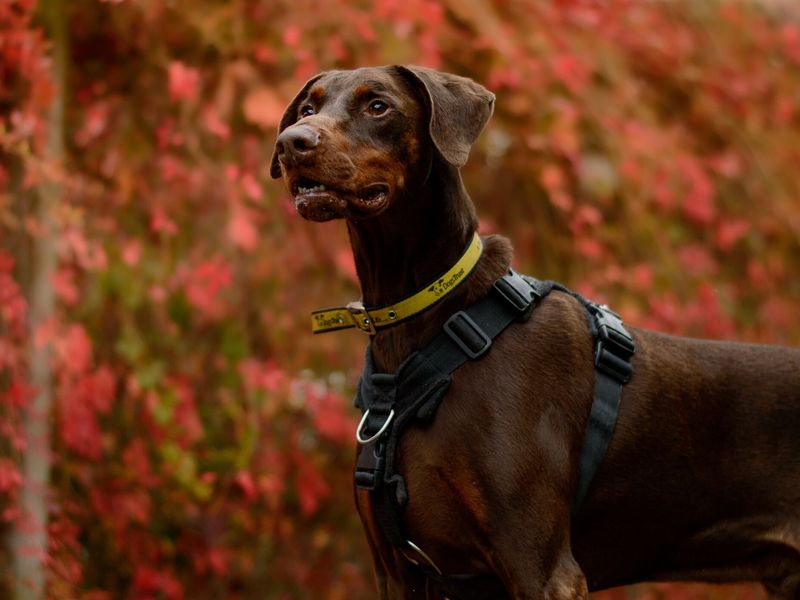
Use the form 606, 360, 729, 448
269, 72, 326, 179
394, 65, 495, 168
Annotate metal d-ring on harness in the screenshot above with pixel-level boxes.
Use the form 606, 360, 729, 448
352, 270, 635, 600
356, 409, 395, 444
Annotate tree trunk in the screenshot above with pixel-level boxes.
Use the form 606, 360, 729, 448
9, 0, 66, 597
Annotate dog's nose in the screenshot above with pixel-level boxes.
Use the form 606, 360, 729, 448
276, 125, 320, 166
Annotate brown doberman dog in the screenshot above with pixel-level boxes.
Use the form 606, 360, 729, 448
271, 66, 800, 599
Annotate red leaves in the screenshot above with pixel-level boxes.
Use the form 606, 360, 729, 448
677, 244, 717, 278
0, 251, 26, 337
133, 565, 184, 600
55, 325, 93, 375
52, 267, 79, 305
58, 367, 116, 461
541, 163, 574, 212
170, 377, 204, 446
575, 237, 605, 261
183, 257, 233, 319
51, 326, 117, 460
596, 583, 766, 600
149, 206, 178, 236
282, 25, 303, 49
227, 203, 259, 252
121, 239, 142, 266
552, 54, 590, 94
780, 24, 800, 65
60, 392, 103, 460
201, 105, 230, 140
168, 61, 200, 103
569, 205, 603, 235
631, 264, 654, 292
0, 458, 22, 495
242, 87, 285, 129
201, 546, 229, 577
74, 101, 110, 147
715, 219, 749, 252
334, 248, 358, 284
122, 440, 156, 486
305, 385, 356, 446
235, 471, 258, 502
294, 450, 331, 517
238, 359, 285, 394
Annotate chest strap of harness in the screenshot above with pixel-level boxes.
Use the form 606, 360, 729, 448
354, 270, 545, 546
353, 270, 634, 597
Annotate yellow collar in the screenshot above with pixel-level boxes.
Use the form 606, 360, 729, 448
311, 232, 483, 334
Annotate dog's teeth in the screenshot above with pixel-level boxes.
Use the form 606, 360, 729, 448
298, 184, 325, 194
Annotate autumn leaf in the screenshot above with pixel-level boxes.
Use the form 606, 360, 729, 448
243, 87, 284, 128
168, 61, 200, 103
227, 204, 259, 252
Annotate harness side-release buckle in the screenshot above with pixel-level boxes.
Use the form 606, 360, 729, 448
443, 311, 492, 359
354, 439, 385, 490
592, 304, 634, 383
493, 271, 540, 318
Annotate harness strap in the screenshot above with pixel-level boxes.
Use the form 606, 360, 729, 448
422, 271, 549, 371
354, 270, 546, 550
573, 303, 634, 515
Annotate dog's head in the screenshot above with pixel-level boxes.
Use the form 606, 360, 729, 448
270, 65, 495, 221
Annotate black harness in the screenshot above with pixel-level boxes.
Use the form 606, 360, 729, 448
353, 270, 634, 598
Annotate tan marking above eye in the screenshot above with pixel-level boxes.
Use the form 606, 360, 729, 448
309, 86, 326, 104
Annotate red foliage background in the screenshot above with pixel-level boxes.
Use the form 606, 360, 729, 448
1, 0, 799, 598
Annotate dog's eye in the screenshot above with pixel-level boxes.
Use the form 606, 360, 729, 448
299, 104, 315, 118
367, 99, 390, 116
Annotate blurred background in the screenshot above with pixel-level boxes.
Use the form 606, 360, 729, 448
2, 0, 799, 598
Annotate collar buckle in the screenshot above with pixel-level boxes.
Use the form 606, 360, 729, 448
347, 301, 377, 334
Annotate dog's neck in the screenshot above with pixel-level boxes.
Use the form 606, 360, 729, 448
346, 160, 476, 305
345, 159, 513, 372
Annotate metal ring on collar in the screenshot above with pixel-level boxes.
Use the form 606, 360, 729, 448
355, 409, 395, 445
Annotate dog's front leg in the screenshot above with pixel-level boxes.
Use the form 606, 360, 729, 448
498, 541, 587, 600
542, 550, 589, 600
384, 558, 447, 600
487, 497, 588, 599
370, 547, 442, 600
356, 488, 444, 599
369, 546, 443, 599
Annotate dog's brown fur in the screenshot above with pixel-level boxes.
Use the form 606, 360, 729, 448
272, 65, 800, 599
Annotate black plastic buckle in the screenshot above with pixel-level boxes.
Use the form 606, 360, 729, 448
443, 311, 492, 359
592, 305, 634, 383
493, 271, 539, 317
355, 439, 385, 490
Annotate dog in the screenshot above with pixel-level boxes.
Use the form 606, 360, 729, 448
271, 65, 800, 599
